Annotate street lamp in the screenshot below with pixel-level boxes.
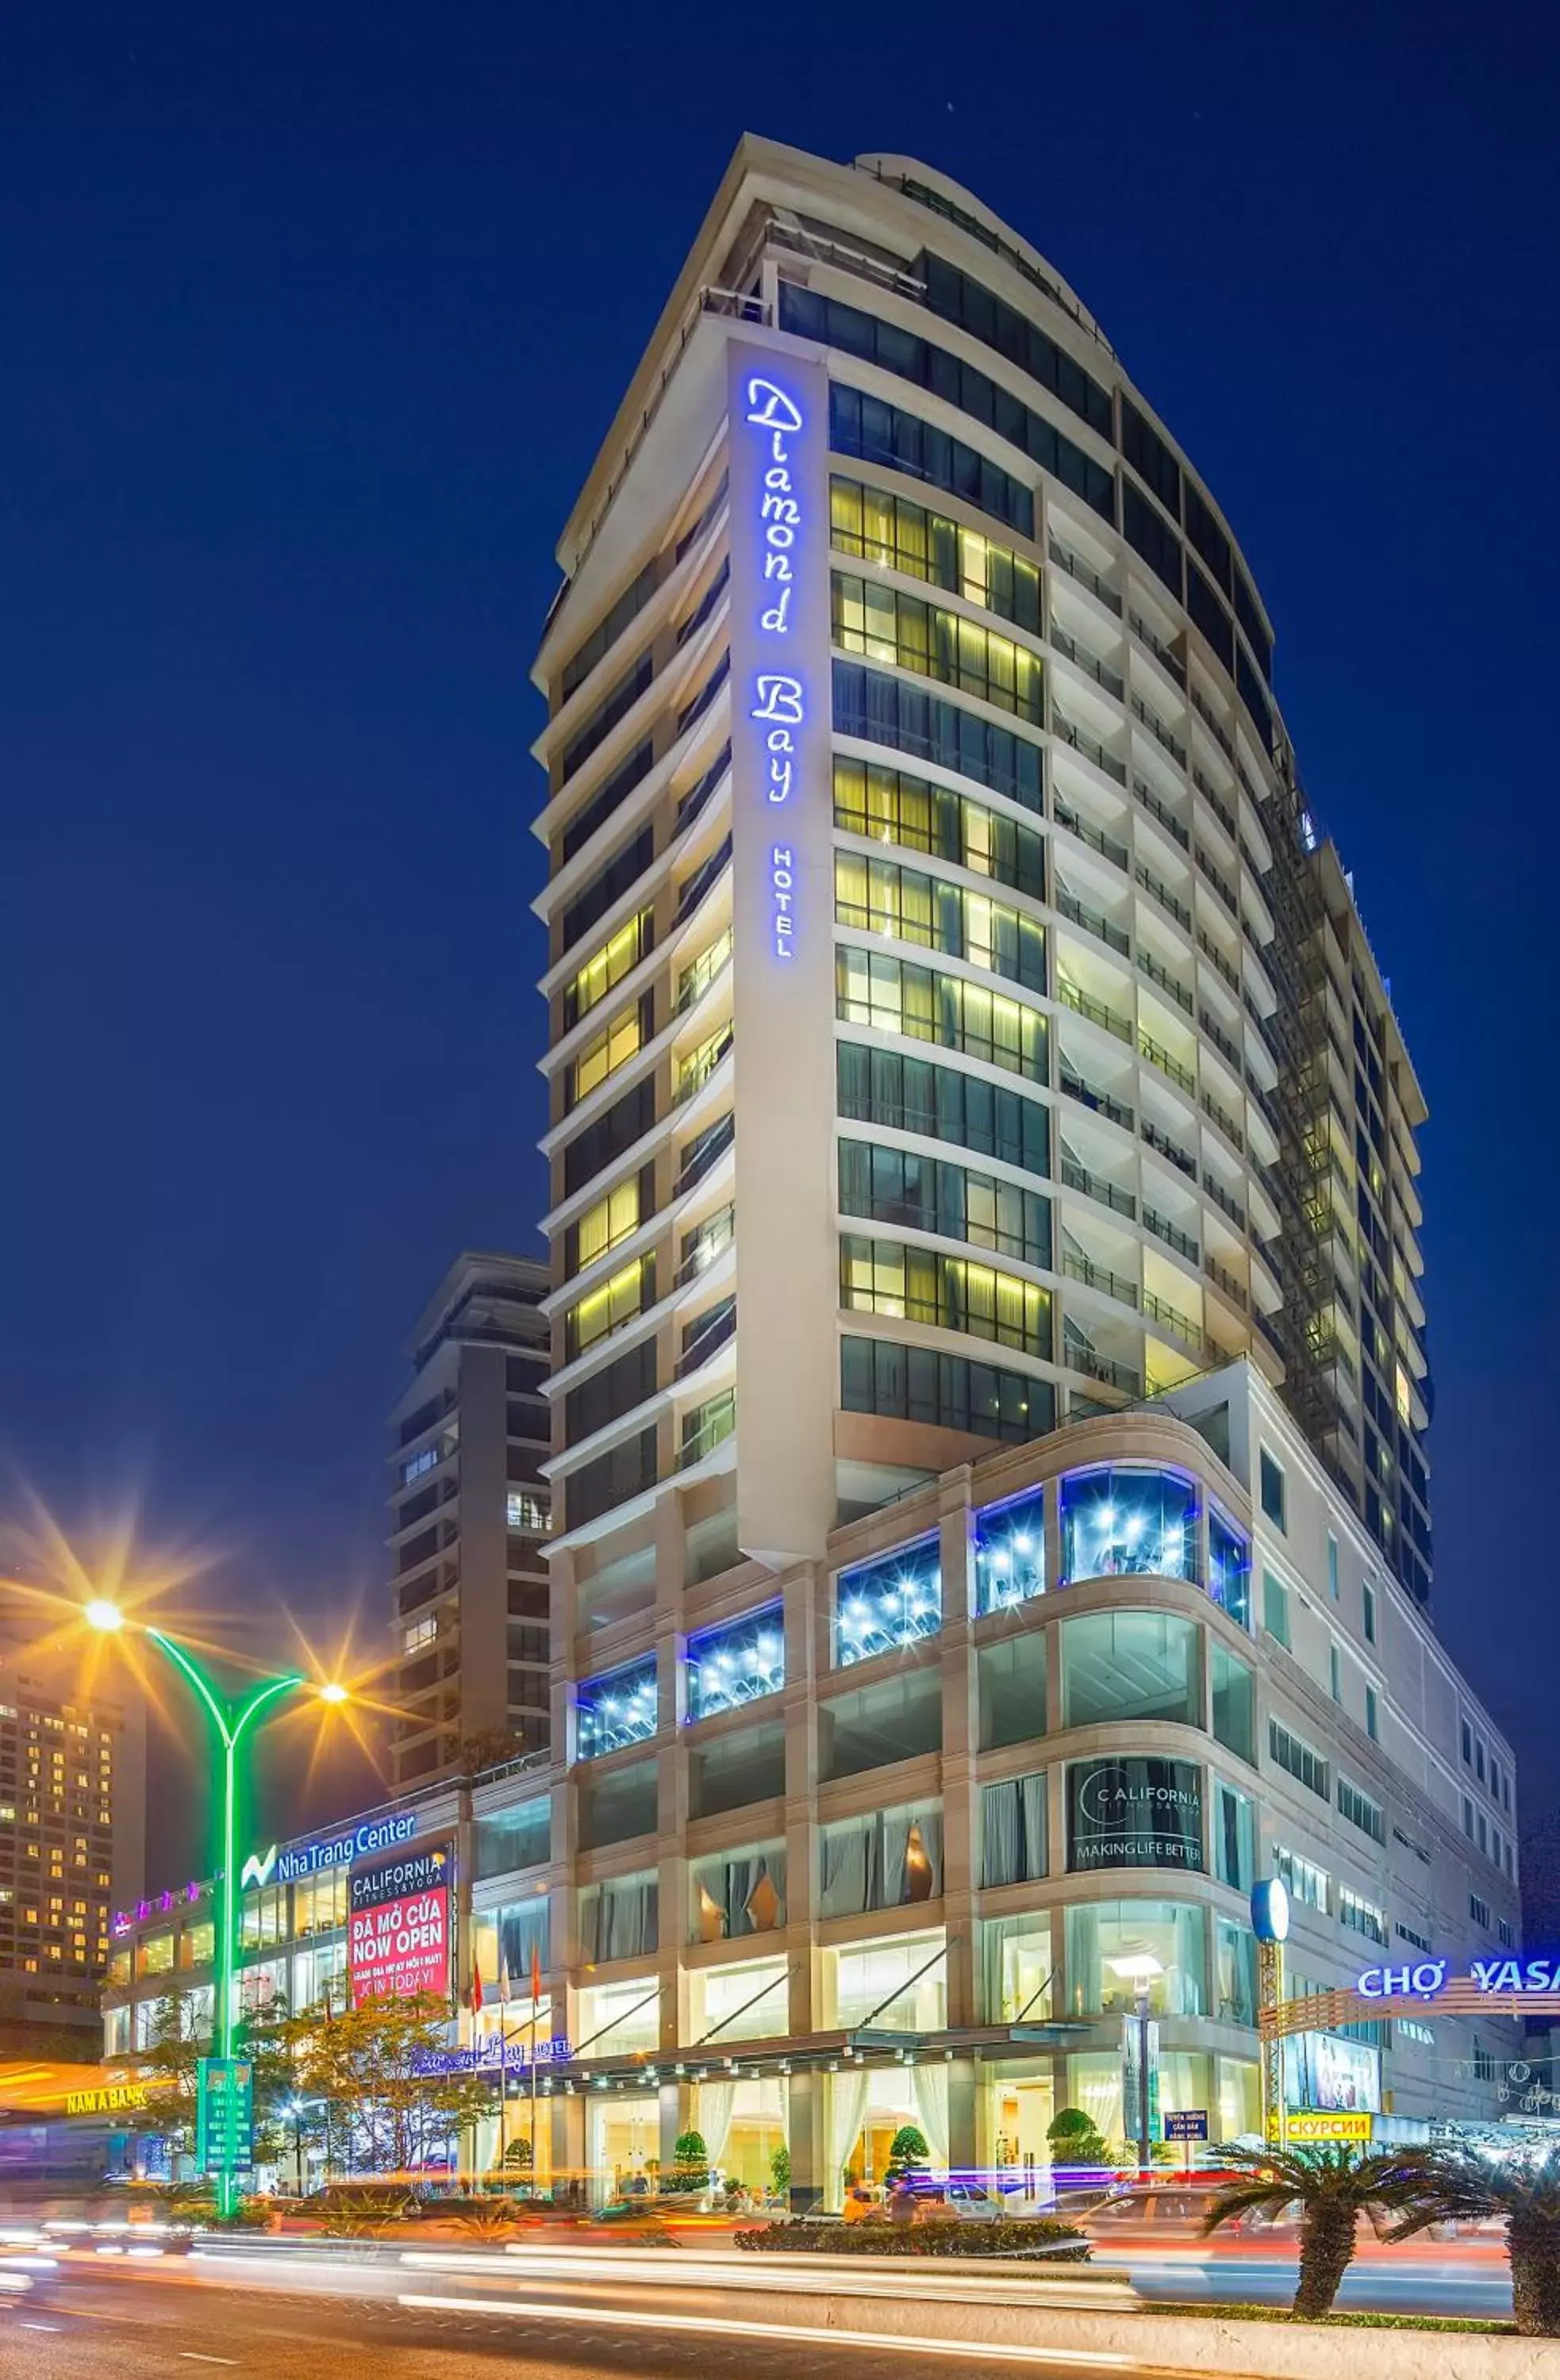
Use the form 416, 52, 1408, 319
85, 1599, 349, 2209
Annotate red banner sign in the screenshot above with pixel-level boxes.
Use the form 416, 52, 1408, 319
347, 1840, 451, 2007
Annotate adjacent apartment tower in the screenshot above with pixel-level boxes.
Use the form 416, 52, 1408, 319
388, 1253, 551, 1789
533, 140, 1430, 1603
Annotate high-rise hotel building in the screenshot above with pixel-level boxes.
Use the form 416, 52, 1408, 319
507, 140, 1504, 2197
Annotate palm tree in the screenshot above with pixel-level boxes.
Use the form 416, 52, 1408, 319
1201, 2140, 1431, 2318
1385, 2144, 1560, 2337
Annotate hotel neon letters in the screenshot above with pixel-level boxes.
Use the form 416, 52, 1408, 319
742, 374, 811, 961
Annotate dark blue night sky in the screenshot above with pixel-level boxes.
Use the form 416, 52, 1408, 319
2, 3, 1556, 1906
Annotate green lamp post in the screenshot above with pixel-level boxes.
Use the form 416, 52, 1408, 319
86, 1598, 348, 2211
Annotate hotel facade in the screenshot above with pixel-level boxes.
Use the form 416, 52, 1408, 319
106, 141, 1519, 2200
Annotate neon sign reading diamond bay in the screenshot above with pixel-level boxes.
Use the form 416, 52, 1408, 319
743, 374, 808, 962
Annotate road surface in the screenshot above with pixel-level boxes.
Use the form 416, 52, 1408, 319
0, 2258, 1174, 2378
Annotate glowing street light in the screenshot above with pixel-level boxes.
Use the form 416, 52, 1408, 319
83, 1598, 348, 2209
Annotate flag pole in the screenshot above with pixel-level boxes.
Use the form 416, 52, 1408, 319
529, 1941, 542, 2198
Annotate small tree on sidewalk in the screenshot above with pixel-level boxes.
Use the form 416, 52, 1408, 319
1386, 2143, 1560, 2337
1201, 2140, 1430, 2319
282, 1990, 490, 2176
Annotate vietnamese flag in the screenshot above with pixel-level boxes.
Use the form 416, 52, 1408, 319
531, 1943, 542, 2006
471, 1952, 483, 2015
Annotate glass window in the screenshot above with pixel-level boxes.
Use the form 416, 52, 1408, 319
830, 477, 1040, 632
571, 1179, 640, 1274
824, 1929, 948, 2033
176, 1920, 215, 1969
833, 758, 1046, 900
838, 1142, 1051, 1271
834, 1538, 942, 1667
689, 1954, 790, 2045
1258, 1449, 1286, 1530
564, 1253, 653, 1361
1061, 1611, 1200, 1729
688, 1721, 786, 1819
835, 946, 1048, 1081
980, 1911, 1051, 2022
819, 1804, 944, 1918
567, 998, 645, 1108
1065, 1901, 1206, 2017
1261, 1568, 1290, 1649
981, 1771, 1047, 1887
1273, 1845, 1329, 1914
578, 1873, 656, 1964
577, 1758, 658, 1849
1210, 1643, 1255, 1765
689, 1843, 786, 1944
1362, 1582, 1377, 1645
1207, 1507, 1250, 1627
832, 573, 1044, 725
974, 1486, 1046, 1614
836, 1041, 1049, 1178
136, 1931, 175, 1977
831, 658, 1044, 812
1059, 1467, 1197, 1584
977, 1630, 1047, 1750
1066, 1756, 1205, 1875
841, 1334, 1052, 1447
103, 2002, 132, 2054
820, 1670, 942, 1779
1326, 1534, 1339, 1601
829, 383, 1035, 537
575, 1978, 659, 2057
293, 1874, 348, 1938
564, 908, 653, 1029
1214, 1784, 1255, 1891
576, 1656, 658, 1760
1215, 1917, 1258, 2025
1269, 1718, 1328, 1800
474, 1798, 551, 1879
686, 1603, 784, 1722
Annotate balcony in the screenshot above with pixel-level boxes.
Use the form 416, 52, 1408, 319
674, 1025, 733, 1107
1137, 949, 1193, 1019
1141, 1117, 1197, 1179
1135, 860, 1190, 931
674, 833, 732, 928
1197, 928, 1241, 994
1142, 1284, 1208, 1354
1201, 1089, 1245, 1150
1192, 763, 1238, 839
674, 740, 732, 837
1132, 774, 1189, 850
1061, 1154, 1136, 1219
677, 1111, 734, 1198
677, 1296, 736, 1379
1062, 1246, 1139, 1310
1130, 693, 1186, 770
1201, 1169, 1247, 1230
1198, 1006, 1243, 1072
1054, 795, 1128, 873
680, 1388, 736, 1468
1190, 685, 1235, 765
1050, 621, 1124, 702
1204, 1252, 1249, 1311
1058, 976, 1133, 1045
677, 1200, 735, 1287
1060, 1063, 1135, 1133
1195, 847, 1238, 916
1052, 712, 1127, 787
1064, 1339, 1143, 1396
1058, 888, 1129, 958
1048, 541, 1121, 615
1129, 611, 1185, 687
1143, 1206, 1198, 1265
1139, 1026, 1196, 1096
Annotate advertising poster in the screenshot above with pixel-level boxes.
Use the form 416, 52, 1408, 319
347, 1837, 453, 2008
1282, 2029, 1381, 2114
1066, 1757, 1205, 1873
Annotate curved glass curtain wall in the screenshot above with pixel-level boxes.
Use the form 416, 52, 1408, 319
577, 1654, 659, 1759
973, 1484, 1046, 1614
835, 1537, 943, 1666
686, 1603, 785, 1722
1059, 1465, 1199, 1585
